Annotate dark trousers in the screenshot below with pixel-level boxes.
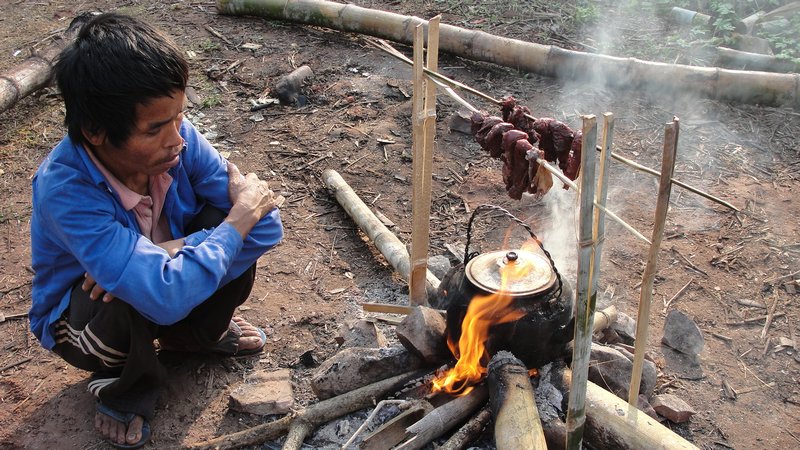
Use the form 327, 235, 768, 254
51, 206, 255, 420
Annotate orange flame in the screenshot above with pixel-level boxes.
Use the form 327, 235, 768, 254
432, 253, 536, 396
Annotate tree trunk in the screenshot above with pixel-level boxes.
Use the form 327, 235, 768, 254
216, 0, 799, 109
0, 13, 91, 114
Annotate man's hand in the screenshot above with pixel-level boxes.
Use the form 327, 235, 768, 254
224, 162, 284, 239
82, 272, 115, 303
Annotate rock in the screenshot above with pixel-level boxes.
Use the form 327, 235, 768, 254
335, 319, 387, 349
311, 346, 425, 400
427, 255, 452, 281
396, 306, 450, 364
588, 343, 657, 400
651, 394, 696, 423
637, 394, 661, 421
448, 111, 473, 135
275, 65, 313, 105
229, 369, 294, 416
612, 311, 637, 345
662, 310, 704, 355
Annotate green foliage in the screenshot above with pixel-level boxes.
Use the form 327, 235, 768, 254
574, 1, 600, 26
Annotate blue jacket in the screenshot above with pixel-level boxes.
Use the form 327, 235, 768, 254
30, 119, 283, 349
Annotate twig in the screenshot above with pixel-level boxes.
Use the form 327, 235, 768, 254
439, 405, 492, 450
0, 280, 32, 295
735, 381, 776, 395
204, 24, 233, 45
761, 293, 780, 341
726, 312, 785, 325
0, 357, 33, 373
670, 247, 708, 277
663, 278, 694, 312
735, 299, 767, 309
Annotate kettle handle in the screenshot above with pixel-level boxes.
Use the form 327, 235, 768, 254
463, 204, 563, 299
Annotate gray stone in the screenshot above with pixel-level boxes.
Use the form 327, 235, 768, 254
229, 369, 294, 416
311, 346, 425, 400
637, 394, 661, 421
427, 255, 452, 281
588, 343, 657, 400
396, 306, 450, 364
662, 310, 705, 355
335, 319, 387, 349
612, 311, 637, 345
448, 111, 473, 135
651, 394, 696, 423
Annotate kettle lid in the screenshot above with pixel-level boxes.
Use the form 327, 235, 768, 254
464, 249, 556, 297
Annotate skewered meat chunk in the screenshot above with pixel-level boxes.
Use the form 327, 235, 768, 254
564, 130, 583, 182
534, 118, 574, 164
484, 122, 515, 158
501, 130, 531, 200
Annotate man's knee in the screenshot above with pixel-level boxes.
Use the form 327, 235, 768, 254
186, 204, 226, 234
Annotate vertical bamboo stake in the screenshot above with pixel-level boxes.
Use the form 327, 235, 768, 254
628, 118, 680, 405
590, 113, 615, 289
409, 18, 439, 305
565, 115, 598, 450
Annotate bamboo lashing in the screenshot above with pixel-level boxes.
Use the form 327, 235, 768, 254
409, 18, 439, 306
628, 118, 680, 405
371, 39, 740, 213
370, 39, 651, 245
565, 115, 599, 450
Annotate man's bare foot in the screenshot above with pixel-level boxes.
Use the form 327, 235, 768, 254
95, 410, 144, 446
231, 316, 266, 352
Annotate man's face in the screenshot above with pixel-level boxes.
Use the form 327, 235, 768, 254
91, 90, 187, 184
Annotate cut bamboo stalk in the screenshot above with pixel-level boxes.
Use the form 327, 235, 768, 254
628, 118, 680, 405
322, 169, 440, 292
409, 17, 439, 306
565, 115, 598, 450
216, 0, 800, 109
488, 351, 548, 449
188, 370, 425, 450
590, 113, 615, 299
0, 14, 90, 114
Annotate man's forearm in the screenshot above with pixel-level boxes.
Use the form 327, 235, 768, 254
157, 238, 186, 257
224, 204, 262, 240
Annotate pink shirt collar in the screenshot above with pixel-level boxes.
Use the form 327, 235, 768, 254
84, 146, 173, 243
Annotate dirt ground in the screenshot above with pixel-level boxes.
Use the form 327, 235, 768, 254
1, 1, 799, 449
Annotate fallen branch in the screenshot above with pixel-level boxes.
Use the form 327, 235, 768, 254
216, 0, 799, 109
187, 370, 425, 449
1, 13, 91, 114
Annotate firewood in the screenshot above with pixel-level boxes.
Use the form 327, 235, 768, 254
395, 385, 489, 450
216, 0, 800, 109
0, 13, 91, 114
488, 351, 547, 450
439, 405, 492, 450
187, 370, 425, 450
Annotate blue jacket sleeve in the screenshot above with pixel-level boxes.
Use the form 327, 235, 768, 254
178, 120, 283, 285
38, 181, 244, 325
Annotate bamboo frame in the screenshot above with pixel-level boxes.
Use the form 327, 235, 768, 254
565, 115, 598, 450
409, 17, 440, 306
628, 118, 680, 405
371, 38, 740, 213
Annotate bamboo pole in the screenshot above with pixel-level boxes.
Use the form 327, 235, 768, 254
589, 113, 614, 304
216, 0, 800, 109
628, 118, 680, 405
0, 13, 90, 114
371, 39, 740, 213
321, 169, 440, 291
409, 17, 439, 306
488, 351, 548, 450
565, 115, 598, 450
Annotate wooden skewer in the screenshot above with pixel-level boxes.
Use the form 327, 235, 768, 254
372, 39, 739, 213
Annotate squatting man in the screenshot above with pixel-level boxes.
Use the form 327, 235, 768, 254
29, 13, 284, 448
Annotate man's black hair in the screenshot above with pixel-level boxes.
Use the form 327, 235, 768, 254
55, 13, 189, 147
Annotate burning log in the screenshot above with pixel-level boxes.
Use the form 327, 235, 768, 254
487, 351, 547, 449
188, 370, 426, 450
